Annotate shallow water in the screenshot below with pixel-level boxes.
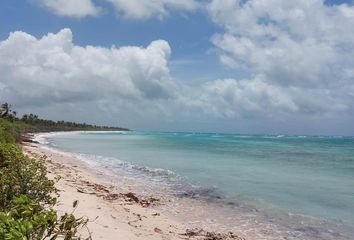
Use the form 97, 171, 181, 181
37, 131, 354, 239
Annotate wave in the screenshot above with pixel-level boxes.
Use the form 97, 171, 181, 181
36, 134, 181, 181
75, 153, 226, 201
66, 151, 224, 201
34, 130, 128, 143
175, 185, 224, 200
83, 131, 129, 135
131, 165, 178, 178
35, 133, 229, 203
33, 131, 83, 144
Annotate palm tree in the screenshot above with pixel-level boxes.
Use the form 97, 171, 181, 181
0, 102, 11, 118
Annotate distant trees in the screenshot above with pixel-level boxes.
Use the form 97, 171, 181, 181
0, 102, 129, 131
21, 113, 39, 123
0, 103, 17, 121
0, 102, 10, 117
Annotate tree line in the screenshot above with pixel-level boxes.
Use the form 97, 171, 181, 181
0, 102, 129, 132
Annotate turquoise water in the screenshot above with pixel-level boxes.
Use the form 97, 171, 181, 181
40, 131, 354, 239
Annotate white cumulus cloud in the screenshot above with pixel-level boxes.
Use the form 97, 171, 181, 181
208, 0, 354, 87
106, 0, 200, 19
202, 0, 354, 118
35, 0, 101, 18
0, 29, 175, 108
34, 0, 200, 19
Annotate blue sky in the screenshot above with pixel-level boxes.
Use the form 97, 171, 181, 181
1, 0, 354, 135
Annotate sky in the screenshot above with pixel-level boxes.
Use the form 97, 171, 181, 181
0, 0, 354, 135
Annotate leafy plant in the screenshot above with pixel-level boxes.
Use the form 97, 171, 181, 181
0, 115, 92, 239
0, 195, 90, 240
0, 143, 57, 209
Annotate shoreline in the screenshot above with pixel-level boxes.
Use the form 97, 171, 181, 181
22, 136, 247, 240
21, 132, 351, 240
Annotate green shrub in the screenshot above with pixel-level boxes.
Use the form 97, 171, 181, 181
0, 143, 57, 209
0, 120, 16, 144
0, 195, 89, 240
0, 118, 35, 144
0, 111, 91, 239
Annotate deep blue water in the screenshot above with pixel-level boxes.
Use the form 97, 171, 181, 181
40, 131, 354, 239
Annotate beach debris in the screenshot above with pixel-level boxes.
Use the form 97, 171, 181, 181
104, 193, 120, 200
128, 216, 142, 228
124, 192, 140, 203
104, 191, 160, 207
81, 180, 110, 193
181, 228, 246, 240
123, 192, 160, 207
140, 196, 159, 207
133, 213, 142, 221
154, 227, 163, 234
76, 187, 95, 195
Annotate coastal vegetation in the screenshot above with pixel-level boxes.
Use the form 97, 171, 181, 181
0, 102, 128, 132
0, 102, 127, 239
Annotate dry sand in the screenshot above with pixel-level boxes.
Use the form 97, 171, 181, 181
22, 144, 245, 240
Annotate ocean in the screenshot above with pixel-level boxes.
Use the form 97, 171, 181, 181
37, 131, 354, 240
